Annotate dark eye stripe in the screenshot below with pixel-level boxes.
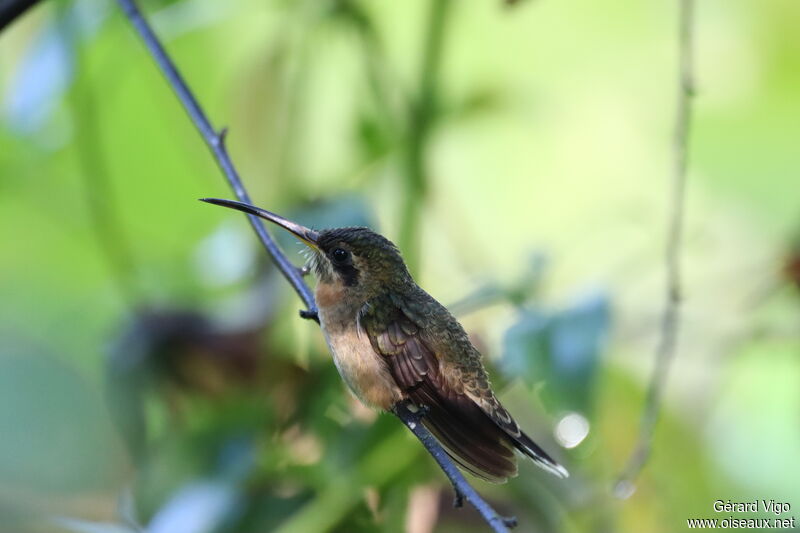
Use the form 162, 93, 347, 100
336, 263, 359, 287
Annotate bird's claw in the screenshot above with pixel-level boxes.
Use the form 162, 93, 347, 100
407, 403, 430, 424
453, 491, 464, 508
299, 309, 319, 321
452, 493, 516, 529
501, 516, 518, 528
393, 401, 430, 424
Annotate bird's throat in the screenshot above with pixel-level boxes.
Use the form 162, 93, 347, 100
315, 280, 402, 410
315, 280, 346, 312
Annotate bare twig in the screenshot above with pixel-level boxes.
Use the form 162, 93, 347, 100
394, 402, 517, 533
114, 0, 318, 321
615, 0, 695, 494
0, 0, 40, 31
113, 1, 513, 531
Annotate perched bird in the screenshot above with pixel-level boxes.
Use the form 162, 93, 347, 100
201, 198, 568, 482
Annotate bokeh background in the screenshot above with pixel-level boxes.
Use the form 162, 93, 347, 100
1, 0, 798, 532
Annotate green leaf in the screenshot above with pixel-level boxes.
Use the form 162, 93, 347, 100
501, 291, 610, 413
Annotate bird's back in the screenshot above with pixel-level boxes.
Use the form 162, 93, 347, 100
361, 284, 568, 481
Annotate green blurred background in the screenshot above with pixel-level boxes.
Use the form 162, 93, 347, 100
1, 0, 798, 532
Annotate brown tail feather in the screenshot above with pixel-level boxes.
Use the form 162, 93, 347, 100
411, 383, 518, 482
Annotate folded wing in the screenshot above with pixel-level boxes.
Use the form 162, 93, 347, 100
361, 297, 566, 482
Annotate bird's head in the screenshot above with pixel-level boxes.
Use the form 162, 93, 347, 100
201, 198, 411, 297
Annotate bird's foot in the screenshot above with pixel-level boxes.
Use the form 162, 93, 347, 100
407, 403, 430, 423
299, 308, 319, 321
453, 491, 516, 529
393, 401, 429, 424
453, 490, 464, 508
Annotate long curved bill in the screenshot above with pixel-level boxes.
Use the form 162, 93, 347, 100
200, 198, 320, 248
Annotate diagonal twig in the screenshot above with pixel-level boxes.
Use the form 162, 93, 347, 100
113, 1, 514, 531
115, 0, 318, 321
394, 402, 517, 532
0, 0, 40, 31
615, 0, 696, 494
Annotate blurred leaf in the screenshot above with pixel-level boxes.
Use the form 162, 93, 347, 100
445, 87, 507, 123
501, 290, 610, 413
147, 481, 240, 533
2, 0, 111, 138
3, 16, 73, 136
550, 291, 610, 381
0, 346, 125, 492
292, 193, 375, 230
274, 194, 376, 252
193, 221, 258, 288
502, 308, 550, 379
356, 110, 393, 160
449, 251, 547, 315
52, 516, 140, 533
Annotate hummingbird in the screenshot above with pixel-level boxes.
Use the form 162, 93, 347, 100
201, 198, 568, 482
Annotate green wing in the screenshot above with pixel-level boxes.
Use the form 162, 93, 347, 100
360, 291, 567, 481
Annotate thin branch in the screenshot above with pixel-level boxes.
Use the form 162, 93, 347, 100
394, 402, 517, 533
114, 1, 514, 531
0, 0, 40, 31
615, 0, 695, 494
114, 0, 318, 321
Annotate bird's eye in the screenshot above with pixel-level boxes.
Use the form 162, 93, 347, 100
332, 248, 350, 264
